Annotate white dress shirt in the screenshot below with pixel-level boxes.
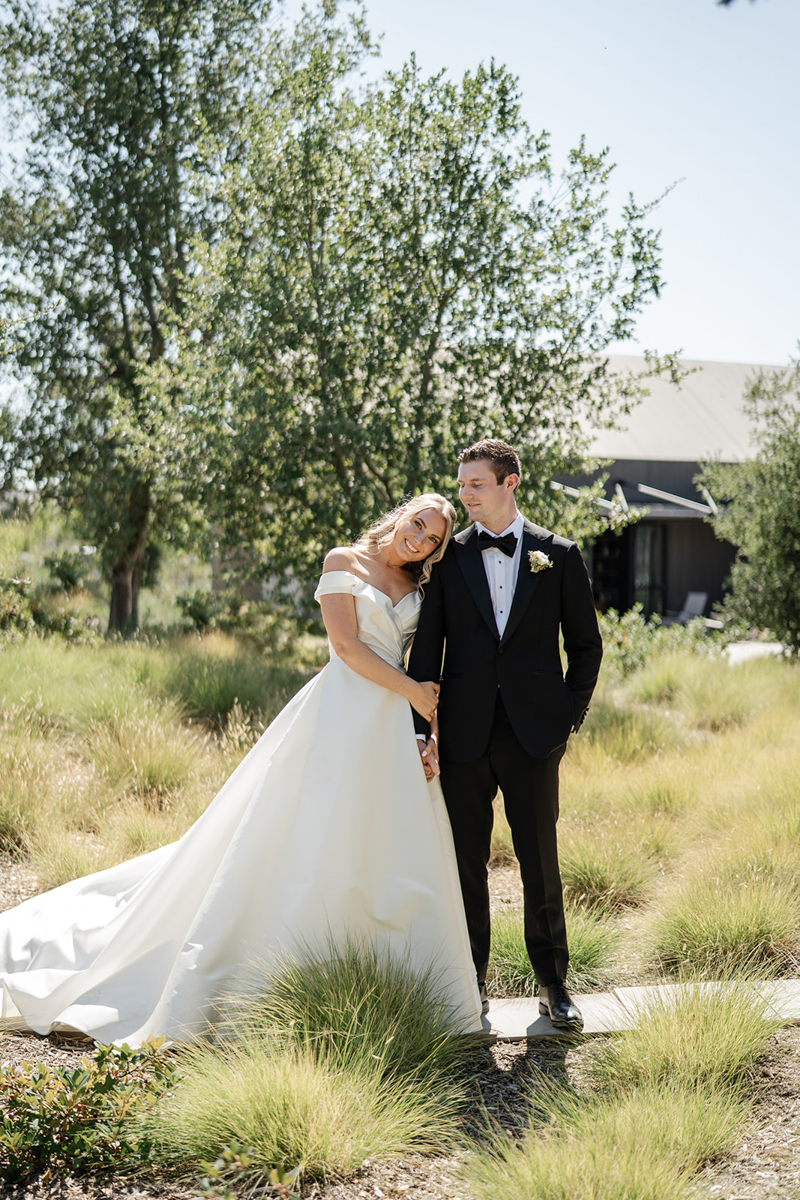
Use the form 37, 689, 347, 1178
476, 512, 524, 637
416, 511, 525, 745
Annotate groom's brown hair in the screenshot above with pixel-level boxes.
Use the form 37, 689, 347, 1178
458, 439, 521, 484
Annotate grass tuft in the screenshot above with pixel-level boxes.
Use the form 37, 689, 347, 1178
147, 942, 471, 1185
591, 982, 780, 1095
488, 908, 617, 996
573, 697, 683, 763
86, 701, 200, 801
559, 838, 654, 913
230, 938, 473, 1085
147, 1036, 458, 1185
142, 634, 313, 727
649, 876, 800, 977
462, 1082, 745, 1200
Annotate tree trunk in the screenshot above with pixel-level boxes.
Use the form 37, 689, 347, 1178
107, 481, 150, 634
108, 558, 135, 633
108, 551, 146, 633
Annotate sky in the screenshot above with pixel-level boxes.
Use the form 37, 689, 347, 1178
353, 0, 800, 367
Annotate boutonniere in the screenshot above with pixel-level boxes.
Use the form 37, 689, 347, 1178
528, 550, 553, 574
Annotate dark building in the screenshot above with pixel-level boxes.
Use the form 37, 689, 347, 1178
559, 355, 773, 620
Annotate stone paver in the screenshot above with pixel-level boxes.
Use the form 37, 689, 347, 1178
760, 979, 800, 1023
725, 640, 784, 664
484, 979, 800, 1041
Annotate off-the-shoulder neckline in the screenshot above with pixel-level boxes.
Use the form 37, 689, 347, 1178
318, 569, 419, 610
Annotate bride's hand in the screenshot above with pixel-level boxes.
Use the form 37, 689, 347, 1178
411, 680, 440, 722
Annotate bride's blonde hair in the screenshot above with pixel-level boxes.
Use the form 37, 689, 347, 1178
356, 493, 456, 591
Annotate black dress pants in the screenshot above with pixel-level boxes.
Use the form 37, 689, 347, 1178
439, 691, 568, 987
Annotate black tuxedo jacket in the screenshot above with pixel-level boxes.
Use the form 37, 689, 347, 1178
407, 519, 603, 761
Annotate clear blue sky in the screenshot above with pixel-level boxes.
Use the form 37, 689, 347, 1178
356, 0, 800, 366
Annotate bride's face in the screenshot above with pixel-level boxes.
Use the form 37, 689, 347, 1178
392, 507, 448, 564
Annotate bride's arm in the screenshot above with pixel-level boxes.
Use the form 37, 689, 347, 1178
319, 592, 439, 722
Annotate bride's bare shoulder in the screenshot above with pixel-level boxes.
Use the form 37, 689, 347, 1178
322, 546, 360, 574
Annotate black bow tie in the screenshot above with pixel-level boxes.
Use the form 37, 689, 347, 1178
477, 530, 517, 557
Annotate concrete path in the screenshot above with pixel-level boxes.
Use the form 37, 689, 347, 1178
725, 641, 784, 664
484, 979, 800, 1040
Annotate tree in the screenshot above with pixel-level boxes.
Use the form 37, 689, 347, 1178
180, 50, 673, 597
699, 364, 800, 654
0, 0, 275, 630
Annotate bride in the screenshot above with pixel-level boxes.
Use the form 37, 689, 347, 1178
0, 494, 483, 1044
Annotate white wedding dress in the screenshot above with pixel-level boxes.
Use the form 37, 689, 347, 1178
0, 571, 482, 1044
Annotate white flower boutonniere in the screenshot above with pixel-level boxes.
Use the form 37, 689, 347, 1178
528, 550, 553, 574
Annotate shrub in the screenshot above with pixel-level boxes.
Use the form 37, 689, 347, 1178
598, 603, 730, 679
43, 548, 95, 594
177, 588, 302, 656
0, 575, 100, 644
0, 1039, 177, 1184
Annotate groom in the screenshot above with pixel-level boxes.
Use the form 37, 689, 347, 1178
408, 439, 603, 1029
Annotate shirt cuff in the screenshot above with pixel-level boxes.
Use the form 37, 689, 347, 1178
415, 734, 427, 741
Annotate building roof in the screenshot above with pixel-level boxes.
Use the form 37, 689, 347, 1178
588, 355, 782, 463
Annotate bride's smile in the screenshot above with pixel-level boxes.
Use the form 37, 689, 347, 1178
383, 508, 448, 567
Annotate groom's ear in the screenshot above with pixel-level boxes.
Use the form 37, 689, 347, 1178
505, 473, 520, 493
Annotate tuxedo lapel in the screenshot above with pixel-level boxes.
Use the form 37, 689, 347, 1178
453, 526, 499, 640
500, 521, 551, 647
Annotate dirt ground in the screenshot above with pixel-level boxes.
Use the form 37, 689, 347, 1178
2, 857, 800, 1200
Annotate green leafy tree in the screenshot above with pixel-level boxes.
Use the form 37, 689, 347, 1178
181, 48, 674, 597
700, 364, 800, 654
0, 0, 275, 630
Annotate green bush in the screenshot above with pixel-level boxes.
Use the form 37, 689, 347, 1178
177, 587, 303, 656
44, 548, 94, 594
0, 574, 100, 644
598, 604, 732, 679
0, 1039, 177, 1184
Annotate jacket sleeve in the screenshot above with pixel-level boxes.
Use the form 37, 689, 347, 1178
561, 543, 603, 730
406, 560, 446, 738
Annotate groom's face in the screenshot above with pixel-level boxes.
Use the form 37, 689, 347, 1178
457, 459, 519, 530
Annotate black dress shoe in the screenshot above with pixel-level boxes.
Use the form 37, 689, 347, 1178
538, 981, 583, 1030
478, 979, 489, 1016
